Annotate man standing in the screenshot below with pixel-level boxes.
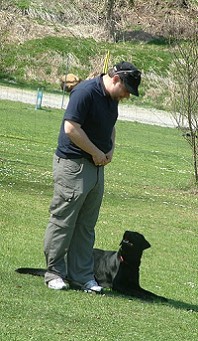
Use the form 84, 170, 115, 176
44, 61, 141, 292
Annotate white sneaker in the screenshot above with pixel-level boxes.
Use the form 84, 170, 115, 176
47, 278, 69, 290
82, 280, 103, 294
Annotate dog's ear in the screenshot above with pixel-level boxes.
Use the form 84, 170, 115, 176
122, 230, 131, 241
120, 230, 132, 245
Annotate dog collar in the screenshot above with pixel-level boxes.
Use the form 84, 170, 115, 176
119, 255, 124, 262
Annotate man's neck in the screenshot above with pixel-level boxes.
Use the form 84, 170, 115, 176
102, 74, 112, 97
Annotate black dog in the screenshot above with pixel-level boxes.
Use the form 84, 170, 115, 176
93, 230, 167, 301
16, 230, 167, 301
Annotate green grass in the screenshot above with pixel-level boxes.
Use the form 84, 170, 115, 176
4, 36, 171, 79
1, 35, 172, 110
0, 100, 197, 341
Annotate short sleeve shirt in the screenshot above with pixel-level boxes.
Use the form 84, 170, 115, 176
56, 75, 118, 159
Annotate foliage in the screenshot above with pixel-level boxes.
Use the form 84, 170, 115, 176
14, 0, 31, 10
0, 99, 198, 340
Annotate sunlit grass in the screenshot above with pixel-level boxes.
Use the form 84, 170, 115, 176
0, 100, 197, 341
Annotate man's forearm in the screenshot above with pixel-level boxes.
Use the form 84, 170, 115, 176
64, 120, 100, 156
64, 120, 109, 166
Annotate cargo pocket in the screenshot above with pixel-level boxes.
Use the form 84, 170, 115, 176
49, 184, 74, 217
63, 158, 82, 174
53, 158, 83, 185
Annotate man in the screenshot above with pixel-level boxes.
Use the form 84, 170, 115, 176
44, 61, 141, 292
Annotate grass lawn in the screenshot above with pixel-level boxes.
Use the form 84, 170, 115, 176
0, 100, 197, 341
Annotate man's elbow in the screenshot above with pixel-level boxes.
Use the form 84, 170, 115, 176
64, 120, 74, 135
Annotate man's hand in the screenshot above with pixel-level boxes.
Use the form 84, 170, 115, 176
64, 120, 114, 167
105, 150, 114, 164
92, 151, 109, 166
92, 150, 114, 166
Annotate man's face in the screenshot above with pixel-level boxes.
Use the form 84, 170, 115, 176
111, 77, 131, 101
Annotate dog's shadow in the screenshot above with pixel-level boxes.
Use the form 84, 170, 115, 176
164, 298, 198, 313
102, 289, 198, 313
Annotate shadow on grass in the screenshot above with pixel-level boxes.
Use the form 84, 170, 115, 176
165, 298, 198, 313
14, 269, 198, 313
104, 290, 198, 312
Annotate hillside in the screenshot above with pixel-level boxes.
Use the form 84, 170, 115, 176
0, 0, 198, 111
1, 1, 198, 44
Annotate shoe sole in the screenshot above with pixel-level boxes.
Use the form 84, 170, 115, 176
46, 282, 70, 290
68, 280, 103, 294
48, 285, 68, 290
83, 288, 104, 294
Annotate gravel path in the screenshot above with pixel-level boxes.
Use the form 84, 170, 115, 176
0, 85, 176, 128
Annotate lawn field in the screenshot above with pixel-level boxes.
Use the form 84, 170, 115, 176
0, 100, 197, 341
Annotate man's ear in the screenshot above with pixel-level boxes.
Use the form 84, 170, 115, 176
112, 74, 121, 85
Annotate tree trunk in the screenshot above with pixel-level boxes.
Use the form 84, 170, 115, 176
105, 0, 116, 40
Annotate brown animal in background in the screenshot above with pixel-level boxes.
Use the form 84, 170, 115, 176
60, 73, 81, 92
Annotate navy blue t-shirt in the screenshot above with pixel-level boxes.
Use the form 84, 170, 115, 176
56, 75, 118, 159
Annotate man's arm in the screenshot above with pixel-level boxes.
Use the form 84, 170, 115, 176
64, 120, 109, 166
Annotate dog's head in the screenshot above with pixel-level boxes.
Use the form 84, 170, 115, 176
119, 231, 151, 265
122, 231, 151, 250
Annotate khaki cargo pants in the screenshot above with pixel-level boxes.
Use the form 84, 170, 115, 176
44, 154, 104, 285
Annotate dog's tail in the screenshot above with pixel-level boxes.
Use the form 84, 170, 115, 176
15, 268, 46, 277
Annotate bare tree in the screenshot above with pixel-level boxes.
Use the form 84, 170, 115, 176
105, 0, 115, 40
104, 0, 134, 41
169, 18, 198, 182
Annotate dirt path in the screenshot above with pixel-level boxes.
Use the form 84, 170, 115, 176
0, 85, 176, 128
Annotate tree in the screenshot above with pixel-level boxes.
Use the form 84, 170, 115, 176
105, 0, 115, 40
105, 0, 135, 41
169, 17, 198, 182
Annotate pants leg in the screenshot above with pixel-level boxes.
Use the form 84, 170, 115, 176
44, 155, 104, 284
67, 166, 104, 284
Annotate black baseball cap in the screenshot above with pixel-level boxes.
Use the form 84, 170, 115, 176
113, 61, 141, 96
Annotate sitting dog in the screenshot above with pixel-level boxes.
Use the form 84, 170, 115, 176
16, 230, 167, 301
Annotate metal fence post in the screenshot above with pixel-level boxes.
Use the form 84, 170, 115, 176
35, 88, 43, 109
